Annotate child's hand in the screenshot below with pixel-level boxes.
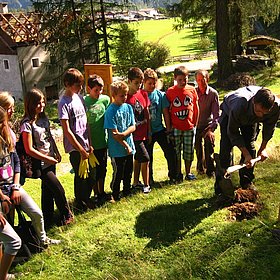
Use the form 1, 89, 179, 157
1, 195, 11, 215
80, 149, 89, 160
45, 156, 59, 165
11, 190, 21, 205
0, 213, 6, 229
112, 131, 124, 141
89, 146, 94, 154
54, 152, 62, 163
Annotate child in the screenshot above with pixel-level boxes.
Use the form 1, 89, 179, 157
143, 68, 177, 184
20, 89, 73, 227
84, 74, 110, 204
104, 81, 135, 202
166, 66, 199, 181
0, 106, 60, 251
58, 68, 95, 211
126, 67, 151, 193
0, 211, 21, 280
194, 70, 219, 178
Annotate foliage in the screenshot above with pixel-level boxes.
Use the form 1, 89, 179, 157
32, 0, 131, 74
168, 0, 280, 81
112, 23, 170, 75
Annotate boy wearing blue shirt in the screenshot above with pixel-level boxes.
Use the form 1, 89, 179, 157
143, 68, 177, 184
104, 81, 136, 201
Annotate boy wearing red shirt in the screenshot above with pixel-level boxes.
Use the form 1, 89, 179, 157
166, 66, 199, 181
126, 67, 151, 193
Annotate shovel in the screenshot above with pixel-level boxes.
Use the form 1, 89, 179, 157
224, 156, 262, 178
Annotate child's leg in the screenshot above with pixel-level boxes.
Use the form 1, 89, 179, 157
184, 160, 192, 175
41, 165, 72, 224
41, 181, 54, 227
110, 157, 125, 200
123, 155, 133, 194
182, 129, 196, 180
137, 140, 150, 190
0, 221, 21, 280
156, 129, 177, 180
141, 162, 150, 186
18, 187, 47, 242
69, 151, 93, 206
147, 134, 155, 184
174, 129, 183, 180
94, 149, 108, 196
133, 160, 141, 186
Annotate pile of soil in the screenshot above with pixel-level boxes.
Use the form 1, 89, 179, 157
228, 188, 262, 221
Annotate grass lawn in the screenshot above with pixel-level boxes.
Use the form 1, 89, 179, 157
130, 19, 205, 57
11, 125, 280, 279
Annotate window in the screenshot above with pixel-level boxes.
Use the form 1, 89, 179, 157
3, 59, 9, 70
31, 57, 40, 68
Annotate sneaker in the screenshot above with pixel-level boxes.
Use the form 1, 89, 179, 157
6, 274, 16, 280
185, 173, 196, 180
143, 185, 151, 194
42, 237, 61, 248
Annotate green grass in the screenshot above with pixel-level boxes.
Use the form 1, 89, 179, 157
131, 19, 204, 57
11, 126, 280, 280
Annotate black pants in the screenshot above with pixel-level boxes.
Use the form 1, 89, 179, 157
219, 115, 258, 187
195, 127, 215, 175
41, 164, 71, 226
69, 151, 95, 204
110, 155, 133, 200
147, 129, 177, 182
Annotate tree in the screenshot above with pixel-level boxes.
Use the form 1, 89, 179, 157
32, 0, 131, 74
216, 0, 232, 81
169, 0, 280, 82
112, 23, 170, 75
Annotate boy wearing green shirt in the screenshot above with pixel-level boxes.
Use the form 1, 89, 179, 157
84, 74, 110, 204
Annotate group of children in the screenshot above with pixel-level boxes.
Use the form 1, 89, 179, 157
0, 65, 219, 279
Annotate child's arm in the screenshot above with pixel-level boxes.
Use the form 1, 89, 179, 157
22, 131, 58, 165
163, 107, 172, 132
112, 125, 136, 154
60, 119, 89, 160
10, 151, 21, 205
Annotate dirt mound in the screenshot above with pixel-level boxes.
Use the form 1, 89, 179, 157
228, 188, 262, 221
228, 202, 262, 221
235, 188, 259, 203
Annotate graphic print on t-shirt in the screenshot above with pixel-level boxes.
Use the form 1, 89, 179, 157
172, 95, 193, 120
134, 99, 144, 126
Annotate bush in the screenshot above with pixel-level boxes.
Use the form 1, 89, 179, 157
112, 23, 170, 75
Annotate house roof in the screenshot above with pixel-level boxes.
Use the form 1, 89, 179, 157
0, 27, 16, 54
244, 35, 280, 47
0, 12, 46, 43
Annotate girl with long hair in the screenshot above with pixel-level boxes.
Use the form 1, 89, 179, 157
20, 89, 73, 227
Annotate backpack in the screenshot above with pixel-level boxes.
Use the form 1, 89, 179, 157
15, 122, 41, 185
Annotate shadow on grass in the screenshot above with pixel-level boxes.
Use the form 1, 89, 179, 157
135, 197, 216, 248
